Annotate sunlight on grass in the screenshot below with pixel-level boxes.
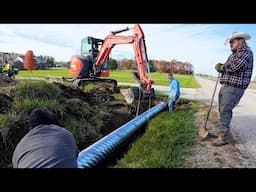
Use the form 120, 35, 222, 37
115, 99, 198, 168
17, 69, 199, 88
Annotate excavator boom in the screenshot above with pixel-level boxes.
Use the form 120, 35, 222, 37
94, 24, 154, 94
68, 24, 155, 103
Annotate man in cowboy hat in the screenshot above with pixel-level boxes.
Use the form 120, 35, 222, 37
213, 32, 253, 146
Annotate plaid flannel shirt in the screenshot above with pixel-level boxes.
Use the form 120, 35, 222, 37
220, 47, 253, 89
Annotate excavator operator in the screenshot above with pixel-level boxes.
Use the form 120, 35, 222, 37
3, 60, 10, 73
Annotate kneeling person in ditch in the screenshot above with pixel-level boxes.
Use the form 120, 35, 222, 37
12, 108, 79, 168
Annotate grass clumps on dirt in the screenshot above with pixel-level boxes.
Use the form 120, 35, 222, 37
14, 81, 64, 115
0, 80, 140, 167
63, 101, 107, 147
0, 114, 17, 141
15, 99, 62, 114
15, 80, 61, 100
0, 114, 15, 127
64, 112, 105, 147
115, 99, 198, 168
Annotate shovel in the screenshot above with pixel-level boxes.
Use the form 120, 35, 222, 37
199, 73, 220, 141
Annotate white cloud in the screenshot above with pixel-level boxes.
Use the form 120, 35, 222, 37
0, 24, 255, 78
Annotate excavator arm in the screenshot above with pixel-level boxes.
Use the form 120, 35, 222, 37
93, 24, 154, 94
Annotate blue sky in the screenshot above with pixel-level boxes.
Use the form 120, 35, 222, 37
0, 24, 255, 78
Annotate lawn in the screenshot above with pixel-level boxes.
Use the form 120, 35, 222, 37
115, 99, 198, 168
108, 70, 199, 88
17, 69, 199, 88
17, 68, 70, 77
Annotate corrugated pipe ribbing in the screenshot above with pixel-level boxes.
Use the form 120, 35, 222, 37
77, 102, 167, 168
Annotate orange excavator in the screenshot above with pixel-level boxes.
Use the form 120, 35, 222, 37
65, 24, 155, 103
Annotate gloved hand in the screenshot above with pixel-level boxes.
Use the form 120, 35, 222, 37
215, 63, 224, 73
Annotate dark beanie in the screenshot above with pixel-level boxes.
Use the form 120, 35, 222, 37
29, 108, 60, 130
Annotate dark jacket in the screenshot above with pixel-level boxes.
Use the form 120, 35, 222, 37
12, 124, 78, 168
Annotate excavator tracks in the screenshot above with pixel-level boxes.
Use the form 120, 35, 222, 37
63, 77, 118, 92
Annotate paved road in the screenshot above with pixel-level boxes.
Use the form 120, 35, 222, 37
193, 76, 256, 162
120, 77, 256, 161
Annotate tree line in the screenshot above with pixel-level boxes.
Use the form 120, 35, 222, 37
0, 51, 194, 74
0, 52, 56, 67
109, 58, 194, 75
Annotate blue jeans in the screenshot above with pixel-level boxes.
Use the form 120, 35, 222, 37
168, 96, 179, 111
218, 85, 244, 132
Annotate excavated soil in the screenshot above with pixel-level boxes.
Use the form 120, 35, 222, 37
0, 93, 13, 114
184, 103, 256, 168
0, 81, 160, 168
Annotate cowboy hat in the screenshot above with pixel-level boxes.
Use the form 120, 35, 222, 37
224, 32, 251, 45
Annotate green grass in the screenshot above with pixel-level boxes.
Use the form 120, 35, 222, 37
114, 93, 124, 100
0, 114, 16, 128
115, 100, 198, 168
15, 80, 61, 101
64, 117, 102, 148
83, 84, 96, 91
17, 69, 199, 88
0, 114, 17, 142
15, 99, 63, 114
152, 73, 199, 88
17, 68, 70, 77
109, 70, 199, 88
14, 81, 64, 115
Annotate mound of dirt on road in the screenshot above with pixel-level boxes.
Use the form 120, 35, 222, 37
0, 81, 159, 168
184, 103, 256, 168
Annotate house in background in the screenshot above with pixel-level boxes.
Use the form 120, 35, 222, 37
35, 56, 47, 69
14, 55, 47, 70
14, 55, 25, 70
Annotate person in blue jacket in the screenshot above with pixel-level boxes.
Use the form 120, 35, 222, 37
168, 72, 181, 111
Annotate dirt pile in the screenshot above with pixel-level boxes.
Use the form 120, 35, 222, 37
0, 93, 12, 114
0, 81, 156, 168
0, 76, 17, 87
184, 103, 256, 168
56, 82, 115, 104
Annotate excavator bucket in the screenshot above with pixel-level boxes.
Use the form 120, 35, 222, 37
120, 87, 154, 104
120, 87, 142, 104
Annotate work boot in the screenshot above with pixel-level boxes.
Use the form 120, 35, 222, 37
208, 128, 220, 138
211, 132, 229, 146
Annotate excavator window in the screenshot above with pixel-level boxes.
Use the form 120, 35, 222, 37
81, 38, 91, 55
80, 36, 110, 76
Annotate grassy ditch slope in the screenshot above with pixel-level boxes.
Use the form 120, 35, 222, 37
0, 80, 144, 168
115, 99, 198, 168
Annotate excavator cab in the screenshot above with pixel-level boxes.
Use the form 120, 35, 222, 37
82, 37, 110, 77
70, 36, 110, 78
